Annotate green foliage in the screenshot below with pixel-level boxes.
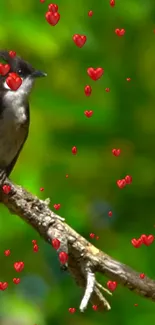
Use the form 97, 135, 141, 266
0, 0, 155, 324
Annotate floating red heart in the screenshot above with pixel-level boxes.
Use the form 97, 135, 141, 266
125, 175, 132, 184
131, 237, 142, 248
105, 87, 110, 92
84, 85, 92, 96
2, 184, 11, 194
108, 210, 112, 217
110, 0, 115, 6
115, 28, 125, 36
0, 63, 10, 76
141, 234, 154, 246
139, 273, 145, 279
92, 305, 98, 310
59, 251, 68, 264
4, 249, 11, 256
48, 3, 58, 12
33, 244, 39, 252
90, 233, 95, 239
32, 240, 37, 244
88, 10, 93, 17
13, 278, 20, 284
112, 148, 121, 156
14, 261, 24, 272
6, 74, 22, 91
0, 282, 8, 290
53, 203, 61, 210
45, 11, 60, 26
107, 280, 117, 291
52, 238, 60, 250
73, 34, 87, 48
72, 146, 77, 154
68, 307, 76, 313
84, 110, 93, 118
117, 179, 126, 189
9, 50, 16, 58
87, 67, 104, 81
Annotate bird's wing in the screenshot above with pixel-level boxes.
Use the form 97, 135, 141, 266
6, 102, 30, 177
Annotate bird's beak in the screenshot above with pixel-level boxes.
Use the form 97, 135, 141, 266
32, 70, 47, 78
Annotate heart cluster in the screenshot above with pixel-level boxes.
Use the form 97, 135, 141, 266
45, 3, 60, 26
0, 60, 22, 91
131, 234, 154, 248
117, 175, 132, 188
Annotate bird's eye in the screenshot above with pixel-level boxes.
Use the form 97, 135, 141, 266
18, 69, 22, 75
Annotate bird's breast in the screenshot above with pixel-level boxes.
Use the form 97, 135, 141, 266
0, 105, 28, 168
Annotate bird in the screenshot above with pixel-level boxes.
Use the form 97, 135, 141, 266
0, 50, 47, 184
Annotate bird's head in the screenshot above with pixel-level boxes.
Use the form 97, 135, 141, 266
0, 50, 47, 99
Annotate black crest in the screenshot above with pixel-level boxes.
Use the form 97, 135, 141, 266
0, 50, 35, 78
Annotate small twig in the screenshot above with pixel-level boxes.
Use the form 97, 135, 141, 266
79, 266, 95, 312
96, 281, 112, 296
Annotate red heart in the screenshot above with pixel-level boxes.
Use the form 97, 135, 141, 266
68, 307, 76, 313
107, 281, 117, 291
84, 110, 93, 118
45, 11, 60, 26
131, 237, 142, 248
2, 184, 11, 194
125, 175, 132, 184
108, 210, 112, 217
141, 234, 154, 246
84, 85, 92, 96
14, 261, 24, 272
72, 146, 77, 154
112, 148, 121, 156
9, 50, 16, 58
110, 0, 115, 6
59, 251, 68, 264
92, 305, 98, 311
48, 3, 58, 12
32, 240, 37, 244
4, 249, 11, 256
6, 74, 22, 91
0, 282, 8, 290
53, 203, 61, 210
90, 233, 95, 238
52, 238, 60, 250
117, 179, 126, 189
13, 278, 20, 284
88, 10, 93, 17
73, 34, 87, 48
33, 244, 39, 252
0, 64, 10, 76
115, 28, 125, 36
139, 273, 145, 279
87, 67, 104, 81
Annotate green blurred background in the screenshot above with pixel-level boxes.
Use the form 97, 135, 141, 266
0, 0, 155, 324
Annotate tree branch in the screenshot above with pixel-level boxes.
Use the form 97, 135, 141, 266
1, 179, 155, 312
